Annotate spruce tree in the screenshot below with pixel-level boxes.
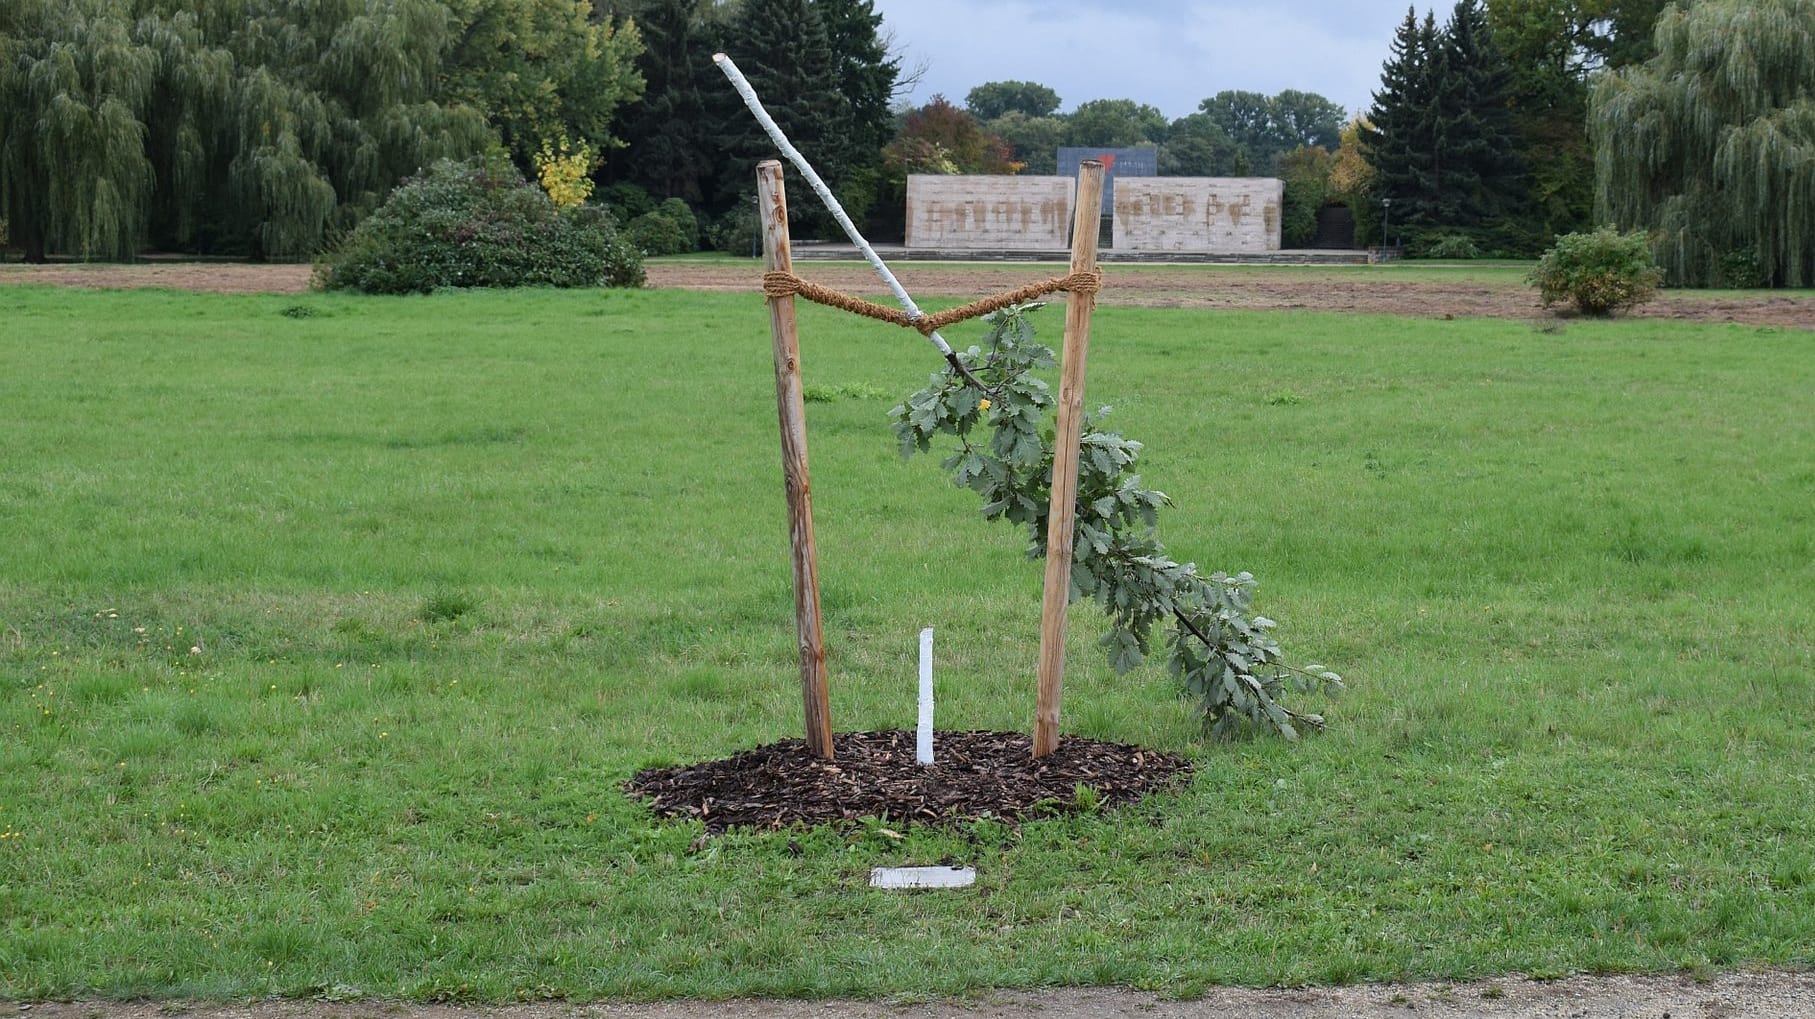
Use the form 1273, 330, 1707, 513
613, 0, 716, 203
709, 0, 846, 218
1363, 8, 1440, 235
1437, 0, 1524, 243
817, 0, 897, 167
1366, 3, 1525, 249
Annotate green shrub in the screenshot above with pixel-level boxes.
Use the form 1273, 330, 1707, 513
625, 198, 699, 256
315, 158, 644, 293
1278, 146, 1332, 249
1715, 250, 1769, 289
657, 198, 699, 249
1422, 233, 1484, 260
1528, 227, 1663, 316
1280, 182, 1328, 249
707, 203, 762, 256
597, 182, 656, 226
626, 212, 689, 256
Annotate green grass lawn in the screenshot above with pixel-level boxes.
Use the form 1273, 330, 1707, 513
1, 284, 1812, 1000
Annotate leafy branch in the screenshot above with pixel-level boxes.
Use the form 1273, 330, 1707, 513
890, 303, 1343, 739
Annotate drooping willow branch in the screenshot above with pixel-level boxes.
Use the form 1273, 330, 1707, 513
892, 304, 1343, 738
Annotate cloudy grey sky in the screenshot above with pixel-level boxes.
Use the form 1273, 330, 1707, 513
869, 0, 1426, 122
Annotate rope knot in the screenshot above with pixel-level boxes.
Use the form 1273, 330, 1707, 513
1062, 270, 1103, 295
762, 271, 805, 299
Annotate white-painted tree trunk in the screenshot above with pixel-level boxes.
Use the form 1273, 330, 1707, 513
713, 53, 959, 361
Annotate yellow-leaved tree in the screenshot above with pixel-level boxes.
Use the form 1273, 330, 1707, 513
535, 138, 598, 208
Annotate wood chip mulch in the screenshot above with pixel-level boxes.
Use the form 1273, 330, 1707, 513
624, 729, 1193, 833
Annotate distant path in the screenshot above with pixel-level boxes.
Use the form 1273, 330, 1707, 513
2, 259, 1809, 329
649, 261, 1814, 329
0, 261, 314, 295
13, 970, 1815, 1018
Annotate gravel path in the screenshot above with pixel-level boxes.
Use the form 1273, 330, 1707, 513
15, 970, 1815, 1019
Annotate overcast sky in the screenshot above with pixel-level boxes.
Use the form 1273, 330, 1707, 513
868, 0, 1426, 123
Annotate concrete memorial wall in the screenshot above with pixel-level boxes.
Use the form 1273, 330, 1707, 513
1112, 178, 1283, 253
904, 175, 1284, 254
904, 175, 1074, 251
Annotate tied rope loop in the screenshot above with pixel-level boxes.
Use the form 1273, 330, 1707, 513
762, 270, 1105, 336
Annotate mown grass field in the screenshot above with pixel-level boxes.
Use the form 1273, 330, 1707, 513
1, 283, 1812, 1000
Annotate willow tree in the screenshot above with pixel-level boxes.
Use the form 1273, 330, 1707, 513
0, 0, 155, 261
3, 0, 641, 261
1591, 0, 1815, 287
135, 0, 494, 258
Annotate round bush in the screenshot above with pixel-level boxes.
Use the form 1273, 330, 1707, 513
621, 198, 700, 256
597, 182, 657, 225
315, 158, 645, 293
1423, 233, 1484, 260
707, 203, 761, 256
1715, 250, 1768, 289
1528, 227, 1663, 316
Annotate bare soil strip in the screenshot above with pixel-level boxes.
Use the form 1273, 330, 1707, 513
3, 260, 1809, 328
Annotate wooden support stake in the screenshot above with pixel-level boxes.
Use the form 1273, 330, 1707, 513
1033, 160, 1106, 759
757, 160, 834, 760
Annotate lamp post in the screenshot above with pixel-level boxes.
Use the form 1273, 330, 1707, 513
1381, 197, 1393, 254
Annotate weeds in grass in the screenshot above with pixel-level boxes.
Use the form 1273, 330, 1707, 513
418, 590, 477, 623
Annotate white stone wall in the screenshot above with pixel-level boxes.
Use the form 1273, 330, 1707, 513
904, 175, 1073, 251
1112, 178, 1283, 253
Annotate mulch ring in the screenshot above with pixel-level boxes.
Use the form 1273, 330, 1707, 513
625, 729, 1193, 833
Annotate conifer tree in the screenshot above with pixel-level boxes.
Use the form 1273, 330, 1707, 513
613, 0, 716, 202
1436, 0, 1524, 237
1365, 2, 1525, 248
817, 0, 896, 166
708, 0, 846, 215
1363, 8, 1440, 234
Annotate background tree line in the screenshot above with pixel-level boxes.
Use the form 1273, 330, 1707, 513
4, 0, 1808, 284
0, 0, 644, 261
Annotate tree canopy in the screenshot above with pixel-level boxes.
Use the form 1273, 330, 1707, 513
984, 111, 1067, 175
697, 0, 896, 218
441, 0, 645, 167
965, 80, 1062, 122
1157, 113, 1239, 176
1591, 0, 1815, 286
608, 0, 716, 203
1200, 89, 1345, 172
0, 0, 642, 261
1483, 0, 1677, 247
884, 96, 1015, 175
1064, 98, 1169, 148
